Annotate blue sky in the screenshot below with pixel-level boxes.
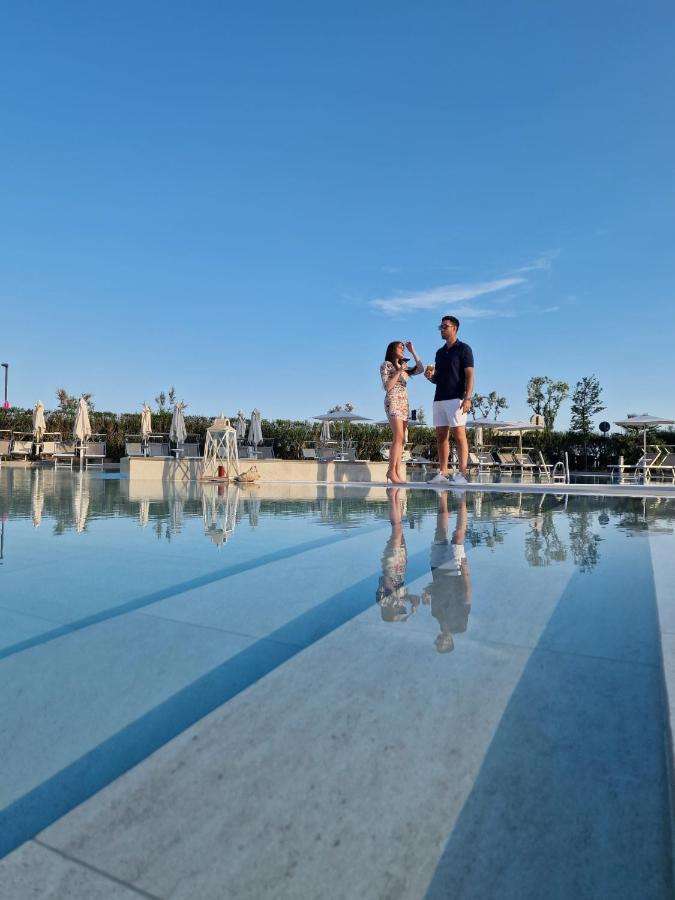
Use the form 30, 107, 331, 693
1, 2, 674, 428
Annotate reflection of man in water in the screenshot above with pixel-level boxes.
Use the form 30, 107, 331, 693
376, 488, 420, 622
423, 491, 472, 652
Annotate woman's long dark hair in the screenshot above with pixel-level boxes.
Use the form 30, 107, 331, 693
384, 341, 414, 374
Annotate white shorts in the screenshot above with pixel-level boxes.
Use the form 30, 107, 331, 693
433, 399, 467, 428
430, 540, 466, 574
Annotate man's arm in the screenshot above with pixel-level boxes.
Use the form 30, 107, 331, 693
462, 367, 474, 414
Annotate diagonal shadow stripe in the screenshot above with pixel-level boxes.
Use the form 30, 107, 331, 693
0, 546, 430, 860
423, 534, 671, 899
0, 523, 387, 663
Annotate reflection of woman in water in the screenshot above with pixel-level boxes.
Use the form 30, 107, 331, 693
376, 488, 420, 622
423, 491, 472, 652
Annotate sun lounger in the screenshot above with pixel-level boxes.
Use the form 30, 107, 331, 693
408, 443, 431, 464
39, 433, 62, 459
54, 440, 76, 469
608, 450, 661, 483
302, 446, 318, 460
475, 450, 497, 473
467, 451, 482, 474
647, 452, 675, 483
512, 451, 537, 476
493, 449, 517, 474
317, 446, 337, 461
176, 439, 201, 459
83, 437, 106, 469
11, 433, 33, 462
380, 442, 413, 462
0, 431, 11, 461
536, 451, 554, 481
125, 438, 145, 457
147, 438, 170, 457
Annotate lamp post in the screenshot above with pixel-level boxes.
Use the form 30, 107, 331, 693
1, 363, 8, 410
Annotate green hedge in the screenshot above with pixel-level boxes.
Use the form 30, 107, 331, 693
1, 406, 670, 467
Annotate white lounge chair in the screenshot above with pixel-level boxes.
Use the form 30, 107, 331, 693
147, 436, 170, 457
11, 433, 33, 463
125, 437, 145, 457
54, 440, 76, 469
493, 449, 517, 475
83, 436, 106, 469
647, 451, 675, 483
39, 433, 62, 459
0, 431, 11, 462
176, 438, 201, 458
608, 450, 661, 483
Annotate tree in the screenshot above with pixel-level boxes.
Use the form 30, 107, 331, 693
526, 376, 569, 432
570, 375, 605, 468
56, 389, 94, 413
416, 404, 426, 424
155, 392, 167, 413
471, 391, 508, 420
570, 375, 605, 438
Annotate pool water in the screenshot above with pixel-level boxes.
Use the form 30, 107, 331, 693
1, 469, 673, 898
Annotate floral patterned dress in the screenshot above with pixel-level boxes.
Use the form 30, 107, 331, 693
380, 360, 417, 419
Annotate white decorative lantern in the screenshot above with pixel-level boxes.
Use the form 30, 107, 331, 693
200, 416, 239, 481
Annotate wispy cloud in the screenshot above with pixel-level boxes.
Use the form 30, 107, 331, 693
369, 277, 526, 316
512, 249, 561, 274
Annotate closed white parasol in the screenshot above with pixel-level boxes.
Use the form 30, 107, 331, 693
33, 401, 46, 443
170, 402, 187, 445
73, 397, 92, 468
236, 410, 247, 440
247, 409, 263, 449
141, 402, 153, 440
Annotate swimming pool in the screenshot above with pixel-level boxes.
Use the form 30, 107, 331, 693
1, 469, 674, 897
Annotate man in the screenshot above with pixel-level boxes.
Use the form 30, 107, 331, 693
424, 315, 474, 485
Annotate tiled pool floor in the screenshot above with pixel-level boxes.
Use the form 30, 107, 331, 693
0, 471, 673, 898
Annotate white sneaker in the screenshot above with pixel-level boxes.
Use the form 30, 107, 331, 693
427, 472, 450, 484
452, 473, 469, 485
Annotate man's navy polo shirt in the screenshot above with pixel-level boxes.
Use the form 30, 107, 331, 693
433, 340, 474, 402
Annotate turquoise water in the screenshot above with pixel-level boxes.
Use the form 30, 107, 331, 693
1, 469, 673, 896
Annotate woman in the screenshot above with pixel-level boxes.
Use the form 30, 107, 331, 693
380, 340, 423, 483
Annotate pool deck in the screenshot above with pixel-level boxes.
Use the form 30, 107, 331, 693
2, 477, 675, 896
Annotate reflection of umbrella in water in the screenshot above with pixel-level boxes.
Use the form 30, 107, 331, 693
615, 415, 675, 459
31, 469, 44, 528
247, 409, 263, 449
491, 420, 544, 454
243, 488, 261, 527
236, 410, 247, 441
170, 402, 187, 445
170, 497, 184, 531
138, 498, 150, 528
314, 410, 371, 456
73, 474, 90, 533
33, 401, 47, 444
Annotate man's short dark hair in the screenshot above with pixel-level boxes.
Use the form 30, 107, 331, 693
442, 315, 460, 330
